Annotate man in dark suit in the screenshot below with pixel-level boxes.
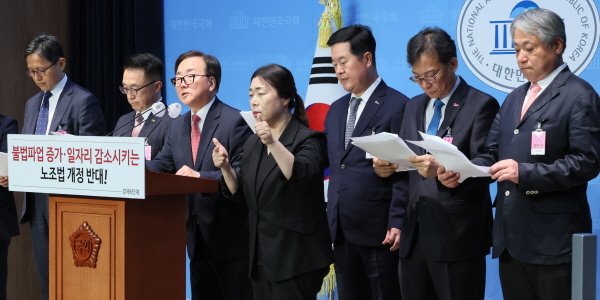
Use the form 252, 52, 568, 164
0, 115, 20, 300
374, 28, 499, 300
146, 50, 253, 300
111, 53, 174, 159
439, 8, 600, 300
19, 34, 105, 300
323, 25, 409, 300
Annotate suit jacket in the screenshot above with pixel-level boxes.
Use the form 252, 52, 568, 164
111, 110, 175, 159
0, 115, 19, 240
147, 97, 253, 260
226, 118, 333, 282
21, 78, 106, 223
397, 78, 498, 261
471, 66, 600, 265
324, 80, 410, 246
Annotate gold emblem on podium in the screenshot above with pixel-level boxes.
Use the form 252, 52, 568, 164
69, 221, 102, 268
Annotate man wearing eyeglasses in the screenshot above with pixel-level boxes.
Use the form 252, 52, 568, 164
373, 27, 498, 299
111, 53, 174, 160
18, 34, 105, 300
146, 50, 253, 300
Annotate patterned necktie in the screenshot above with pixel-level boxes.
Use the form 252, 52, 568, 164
131, 113, 143, 137
521, 83, 541, 120
35, 91, 52, 135
345, 97, 362, 149
191, 114, 201, 165
427, 99, 444, 136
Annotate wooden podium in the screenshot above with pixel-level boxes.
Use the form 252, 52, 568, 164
49, 169, 217, 300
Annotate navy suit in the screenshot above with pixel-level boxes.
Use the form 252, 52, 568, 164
0, 115, 20, 300
21, 78, 105, 300
397, 78, 498, 300
111, 110, 175, 159
470, 66, 600, 299
146, 97, 253, 300
324, 80, 409, 299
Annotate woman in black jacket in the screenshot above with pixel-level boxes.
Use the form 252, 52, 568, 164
212, 64, 333, 300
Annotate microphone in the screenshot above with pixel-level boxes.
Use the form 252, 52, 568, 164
106, 106, 153, 136
116, 103, 181, 137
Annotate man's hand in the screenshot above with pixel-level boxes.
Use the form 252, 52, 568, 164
0, 176, 8, 188
437, 166, 461, 188
382, 228, 401, 251
373, 157, 397, 178
175, 165, 200, 178
490, 159, 519, 184
408, 154, 439, 178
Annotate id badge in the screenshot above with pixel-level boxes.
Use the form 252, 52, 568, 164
531, 130, 545, 155
366, 152, 374, 159
145, 145, 152, 160
443, 137, 453, 143
443, 127, 453, 144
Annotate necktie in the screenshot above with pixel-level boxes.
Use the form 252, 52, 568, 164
427, 99, 444, 136
35, 91, 52, 135
345, 97, 362, 149
131, 113, 143, 137
521, 83, 541, 120
191, 114, 201, 165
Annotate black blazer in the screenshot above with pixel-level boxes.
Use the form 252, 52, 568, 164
471, 67, 600, 265
0, 115, 19, 240
324, 80, 410, 246
111, 110, 175, 159
226, 118, 333, 282
396, 78, 498, 261
147, 97, 253, 261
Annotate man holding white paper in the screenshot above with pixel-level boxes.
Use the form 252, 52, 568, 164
439, 9, 600, 299
373, 27, 498, 299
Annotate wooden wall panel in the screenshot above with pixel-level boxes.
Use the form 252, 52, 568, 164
0, 1, 69, 299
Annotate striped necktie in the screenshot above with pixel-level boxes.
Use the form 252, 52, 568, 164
344, 97, 362, 149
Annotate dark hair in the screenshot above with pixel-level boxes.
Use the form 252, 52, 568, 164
174, 50, 221, 91
251, 64, 309, 127
124, 53, 164, 81
24, 34, 64, 62
327, 24, 377, 67
406, 27, 457, 66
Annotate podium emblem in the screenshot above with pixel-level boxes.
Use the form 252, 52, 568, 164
69, 221, 102, 268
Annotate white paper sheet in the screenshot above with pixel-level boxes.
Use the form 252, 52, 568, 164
0, 152, 7, 176
240, 111, 257, 133
406, 132, 491, 182
351, 133, 417, 171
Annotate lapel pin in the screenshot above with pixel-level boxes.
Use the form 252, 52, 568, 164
375, 100, 380, 105
152, 119, 156, 122
453, 103, 459, 107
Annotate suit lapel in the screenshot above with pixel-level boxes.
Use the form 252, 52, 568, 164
196, 98, 222, 169
26, 92, 44, 134
139, 113, 160, 138
246, 137, 262, 207
414, 95, 430, 155
337, 94, 351, 150
438, 78, 468, 136
344, 81, 387, 156
49, 79, 74, 132
519, 67, 570, 125
255, 119, 299, 198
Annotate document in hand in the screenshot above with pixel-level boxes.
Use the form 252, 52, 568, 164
351, 132, 417, 171
406, 132, 491, 183
0, 152, 6, 176
240, 111, 257, 133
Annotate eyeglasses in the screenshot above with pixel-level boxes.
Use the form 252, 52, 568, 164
409, 68, 442, 84
26, 60, 59, 78
170, 74, 209, 87
119, 80, 158, 96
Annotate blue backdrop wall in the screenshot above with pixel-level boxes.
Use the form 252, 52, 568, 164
164, 1, 600, 299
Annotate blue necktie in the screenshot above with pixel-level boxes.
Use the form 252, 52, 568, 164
35, 91, 52, 135
427, 99, 444, 136
345, 97, 362, 149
